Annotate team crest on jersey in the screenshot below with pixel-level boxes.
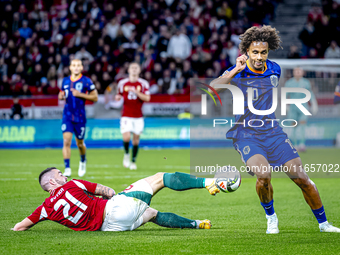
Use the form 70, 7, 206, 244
270, 75, 278, 87
243, 146, 250, 155
75, 82, 83, 90
137, 86, 141, 92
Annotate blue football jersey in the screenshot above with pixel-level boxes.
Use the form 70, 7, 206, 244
61, 75, 95, 123
222, 59, 282, 139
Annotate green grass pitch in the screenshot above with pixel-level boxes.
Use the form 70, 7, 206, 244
1, 148, 340, 254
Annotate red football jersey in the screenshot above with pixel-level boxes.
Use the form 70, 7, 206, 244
27, 180, 107, 231
118, 78, 150, 118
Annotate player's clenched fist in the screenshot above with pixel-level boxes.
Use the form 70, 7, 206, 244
235, 54, 248, 73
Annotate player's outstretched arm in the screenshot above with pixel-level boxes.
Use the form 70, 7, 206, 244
127, 87, 150, 102
12, 218, 34, 231
70, 89, 98, 102
209, 54, 248, 94
115, 94, 122, 101
94, 184, 115, 200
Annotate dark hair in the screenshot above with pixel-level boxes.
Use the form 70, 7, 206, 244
39, 167, 56, 185
239, 25, 282, 54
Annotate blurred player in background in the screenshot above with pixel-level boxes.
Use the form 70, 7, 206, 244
58, 59, 98, 177
115, 62, 150, 170
210, 25, 340, 234
285, 67, 318, 151
334, 81, 340, 104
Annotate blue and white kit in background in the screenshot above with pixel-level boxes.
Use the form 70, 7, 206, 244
61, 75, 95, 140
101, 179, 153, 231
222, 59, 299, 167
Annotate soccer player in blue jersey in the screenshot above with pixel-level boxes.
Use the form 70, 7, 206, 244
210, 25, 340, 233
58, 59, 98, 177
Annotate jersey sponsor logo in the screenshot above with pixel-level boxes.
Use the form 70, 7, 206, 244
123, 184, 134, 192
50, 188, 65, 203
247, 80, 256, 85
54, 191, 88, 224
199, 83, 223, 115
270, 75, 279, 87
243, 146, 250, 155
64, 85, 69, 88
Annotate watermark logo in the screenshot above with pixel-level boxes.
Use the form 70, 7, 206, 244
243, 146, 250, 155
270, 75, 279, 87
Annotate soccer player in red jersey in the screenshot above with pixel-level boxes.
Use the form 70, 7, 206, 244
12, 168, 234, 231
115, 62, 150, 170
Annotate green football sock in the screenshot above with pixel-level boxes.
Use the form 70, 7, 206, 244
153, 212, 197, 229
163, 172, 205, 191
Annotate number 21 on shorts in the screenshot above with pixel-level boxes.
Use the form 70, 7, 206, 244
128, 91, 137, 100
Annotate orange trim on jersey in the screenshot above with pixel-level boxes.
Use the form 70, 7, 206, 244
70, 74, 83, 82
335, 92, 340, 97
246, 60, 267, 74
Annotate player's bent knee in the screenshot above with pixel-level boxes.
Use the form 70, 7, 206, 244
143, 208, 158, 224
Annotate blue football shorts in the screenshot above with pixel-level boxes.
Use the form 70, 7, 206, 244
233, 132, 299, 168
61, 119, 86, 140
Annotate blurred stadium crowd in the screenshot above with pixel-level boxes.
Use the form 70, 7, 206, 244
295, 1, 340, 59
0, 0, 281, 97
